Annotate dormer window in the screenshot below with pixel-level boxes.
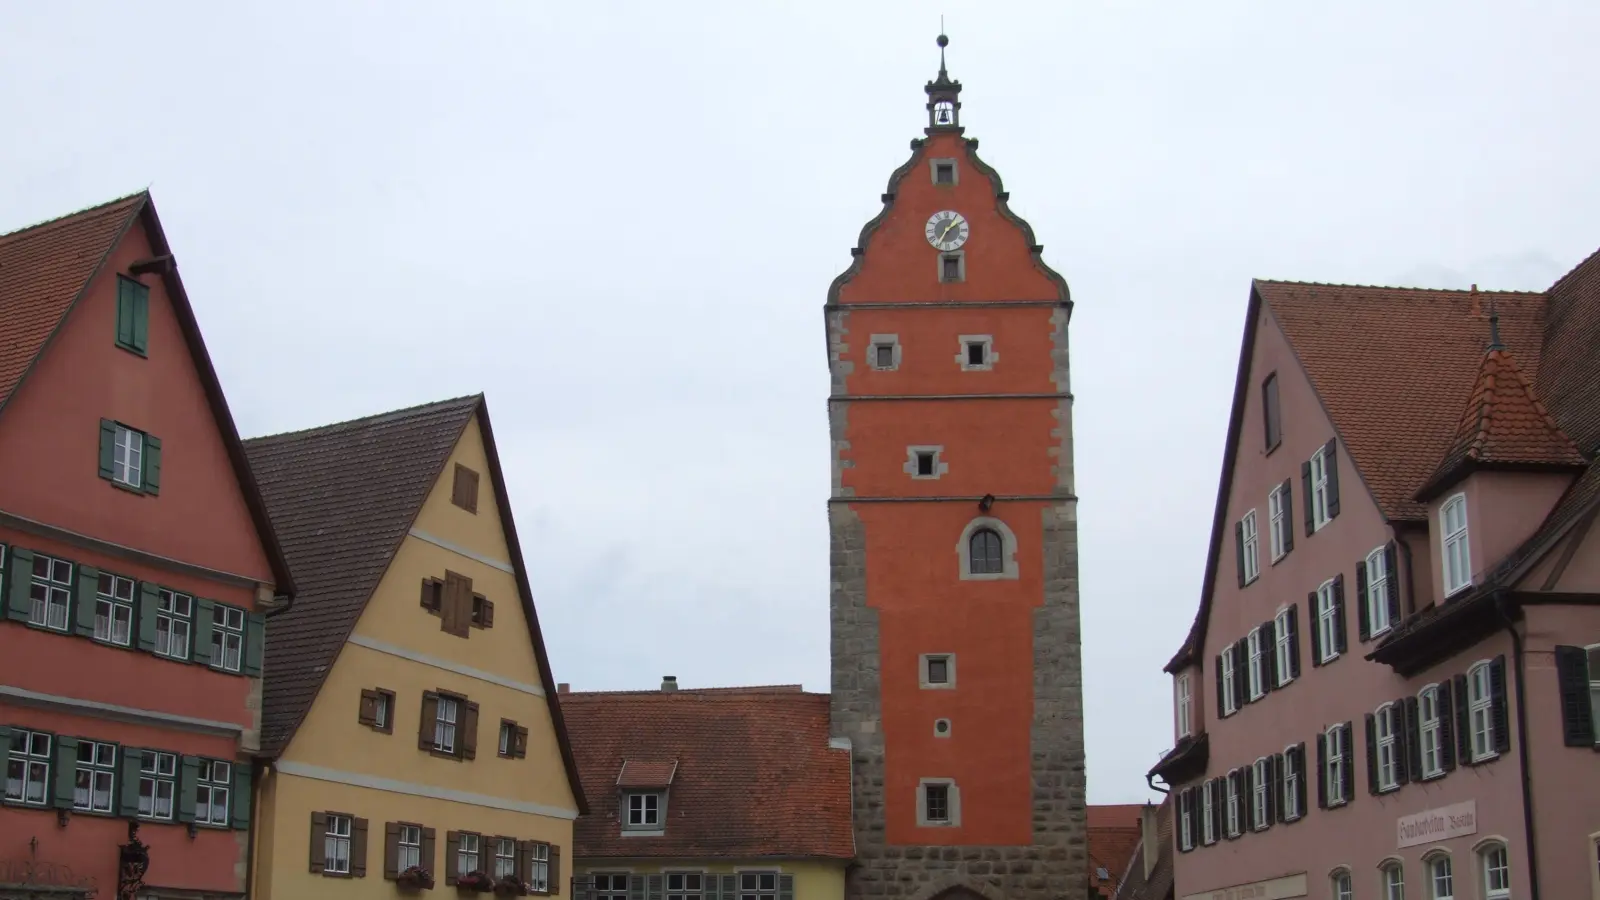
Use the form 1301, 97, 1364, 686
1441, 493, 1471, 597
623, 791, 663, 830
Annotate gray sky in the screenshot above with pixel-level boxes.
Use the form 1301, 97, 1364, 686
5, 2, 1598, 805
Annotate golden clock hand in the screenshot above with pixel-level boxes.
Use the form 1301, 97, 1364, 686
938, 219, 958, 243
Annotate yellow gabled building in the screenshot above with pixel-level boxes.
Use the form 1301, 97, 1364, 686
242, 395, 587, 898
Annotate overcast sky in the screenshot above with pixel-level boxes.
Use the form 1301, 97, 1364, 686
5, 2, 1598, 805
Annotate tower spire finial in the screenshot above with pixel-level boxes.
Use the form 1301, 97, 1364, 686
937, 22, 948, 77
924, 27, 963, 134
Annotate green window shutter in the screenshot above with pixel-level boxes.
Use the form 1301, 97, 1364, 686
0, 727, 11, 763
142, 435, 162, 495
52, 736, 79, 810
629, 875, 646, 900
232, 763, 252, 829
131, 282, 149, 354
74, 565, 101, 637
116, 277, 149, 355
177, 755, 200, 823
98, 420, 117, 481
136, 582, 160, 651
778, 874, 794, 900
118, 748, 144, 817
5, 548, 33, 621
647, 875, 663, 900
193, 599, 215, 666
243, 612, 266, 676
116, 279, 135, 347
719, 875, 736, 898
703, 875, 720, 900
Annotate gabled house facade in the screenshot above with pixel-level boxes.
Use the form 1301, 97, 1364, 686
560, 679, 853, 900
1151, 255, 1600, 900
241, 395, 587, 899
0, 193, 295, 899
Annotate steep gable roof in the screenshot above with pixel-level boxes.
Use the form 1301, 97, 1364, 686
242, 395, 586, 811
562, 686, 853, 860
1088, 804, 1144, 896
0, 192, 294, 593
1112, 799, 1172, 900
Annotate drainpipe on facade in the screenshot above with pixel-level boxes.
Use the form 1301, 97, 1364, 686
264, 592, 293, 619
1145, 772, 1169, 795
1495, 591, 1541, 900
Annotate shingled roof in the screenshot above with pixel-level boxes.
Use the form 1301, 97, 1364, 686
0, 192, 294, 592
562, 685, 853, 860
242, 395, 585, 811
1112, 799, 1172, 900
1088, 804, 1144, 897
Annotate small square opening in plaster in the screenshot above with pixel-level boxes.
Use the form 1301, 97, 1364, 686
916, 452, 936, 477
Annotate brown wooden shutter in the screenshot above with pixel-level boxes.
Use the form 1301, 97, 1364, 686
1300, 459, 1315, 536
1230, 643, 1246, 711
359, 690, 379, 727
1403, 696, 1422, 783
453, 463, 480, 513
1287, 605, 1301, 677
421, 827, 437, 877
1364, 714, 1379, 794
310, 811, 328, 873
1438, 680, 1458, 771
351, 818, 370, 877
1259, 622, 1276, 694
1215, 653, 1227, 718
445, 831, 461, 884
384, 822, 401, 879
549, 845, 561, 894
419, 692, 439, 750
461, 700, 480, 759
515, 726, 529, 759
1340, 721, 1356, 800
1454, 673, 1474, 765
1384, 542, 1401, 622
443, 571, 473, 638
421, 578, 442, 612
511, 839, 526, 882
482, 598, 495, 628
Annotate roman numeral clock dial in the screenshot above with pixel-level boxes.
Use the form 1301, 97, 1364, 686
925, 210, 969, 251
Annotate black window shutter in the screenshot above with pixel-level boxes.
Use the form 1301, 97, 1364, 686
1260, 623, 1276, 693
1280, 479, 1295, 554
1489, 655, 1511, 754
1384, 542, 1401, 624
1264, 756, 1276, 827
1315, 733, 1328, 809
1307, 592, 1323, 667
1241, 765, 1254, 830
1403, 696, 1422, 783
1454, 673, 1474, 765
1301, 460, 1315, 536
1438, 680, 1457, 771
1356, 559, 1372, 643
1294, 745, 1308, 815
1232, 643, 1247, 711
1340, 721, 1356, 800
1288, 605, 1302, 677
1215, 653, 1227, 719
1364, 713, 1379, 794
1555, 645, 1596, 746
1324, 439, 1341, 518
1211, 779, 1224, 838
1235, 521, 1246, 588
1332, 575, 1349, 653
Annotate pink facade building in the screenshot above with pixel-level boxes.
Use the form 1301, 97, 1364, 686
1149, 250, 1600, 900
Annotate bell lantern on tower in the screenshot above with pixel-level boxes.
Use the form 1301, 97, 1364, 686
924, 33, 963, 134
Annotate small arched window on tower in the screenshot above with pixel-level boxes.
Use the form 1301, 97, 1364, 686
957, 517, 1018, 581
969, 529, 1002, 575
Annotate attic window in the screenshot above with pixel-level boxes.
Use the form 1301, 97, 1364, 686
930, 159, 958, 185
622, 791, 664, 831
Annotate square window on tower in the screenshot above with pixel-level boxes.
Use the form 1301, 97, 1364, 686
930, 159, 958, 185
916, 452, 935, 477
967, 343, 984, 366
868, 334, 901, 371
904, 446, 946, 480
920, 653, 955, 688
939, 252, 965, 283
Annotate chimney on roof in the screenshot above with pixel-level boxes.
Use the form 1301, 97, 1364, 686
1140, 802, 1158, 879
661, 676, 678, 692
1469, 284, 1483, 319
557, 683, 570, 694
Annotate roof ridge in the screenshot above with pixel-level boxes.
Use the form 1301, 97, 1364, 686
565, 685, 816, 697
1253, 277, 1542, 296
0, 191, 148, 241
1547, 242, 1600, 293
243, 393, 483, 444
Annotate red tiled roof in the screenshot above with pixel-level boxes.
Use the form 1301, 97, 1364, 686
1112, 800, 1172, 900
562, 687, 853, 860
1088, 804, 1144, 894
616, 760, 678, 788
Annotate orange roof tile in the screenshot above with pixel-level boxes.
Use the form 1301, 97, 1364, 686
562, 687, 852, 860
616, 759, 679, 788
1088, 804, 1145, 894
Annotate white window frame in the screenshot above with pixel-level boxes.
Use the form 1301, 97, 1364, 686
1367, 545, 1393, 636
494, 836, 518, 880
1268, 484, 1288, 561
1425, 852, 1454, 900
398, 824, 422, 871
94, 572, 136, 646
1332, 869, 1353, 900
210, 604, 246, 672
593, 873, 632, 900
1310, 446, 1332, 531
1274, 607, 1293, 686
1419, 684, 1444, 778
154, 589, 193, 660
1381, 861, 1406, 900
113, 424, 145, 488
1241, 509, 1260, 584
1479, 842, 1510, 900
1200, 780, 1215, 845
1326, 724, 1347, 806
73, 740, 117, 813
1224, 769, 1241, 837
528, 843, 552, 893
1468, 661, 1496, 761
324, 813, 353, 875
738, 870, 780, 900
195, 759, 231, 827
1178, 789, 1194, 851
1175, 673, 1192, 738
1247, 627, 1265, 700
457, 831, 481, 876
1317, 579, 1339, 663
28, 553, 73, 633
434, 695, 459, 754
1376, 702, 1400, 791
1221, 649, 1238, 715
1282, 745, 1300, 821
138, 750, 178, 820
626, 790, 663, 828
1251, 757, 1269, 831
4, 729, 52, 806
1441, 493, 1472, 597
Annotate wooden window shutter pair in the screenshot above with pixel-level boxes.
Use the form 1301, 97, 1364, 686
418, 693, 440, 750
382, 822, 436, 879
461, 700, 481, 759
441, 571, 474, 638
452, 463, 480, 513
308, 811, 368, 876
514, 725, 529, 758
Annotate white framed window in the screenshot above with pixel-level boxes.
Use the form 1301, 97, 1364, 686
95, 572, 136, 646
196, 759, 231, 826
154, 589, 193, 660
593, 874, 631, 900
921, 781, 953, 825
324, 814, 353, 875
1376, 703, 1400, 791
457, 832, 481, 875
73, 740, 117, 812
1317, 579, 1340, 663
1419, 685, 1444, 778
1281, 746, 1300, 821
397, 824, 422, 871
1241, 510, 1260, 584
493, 836, 518, 879
1225, 769, 1241, 836
1382, 861, 1406, 900
528, 843, 552, 893
1200, 780, 1216, 845
113, 424, 145, 488
1274, 607, 1293, 686
738, 871, 780, 900
1426, 854, 1453, 900
1251, 757, 1269, 830
138, 750, 177, 820
210, 604, 246, 672
627, 791, 663, 828
1178, 789, 1194, 851
1332, 869, 1353, 900
1480, 843, 1510, 899
1327, 724, 1347, 806
1221, 649, 1238, 715
434, 695, 459, 754
1441, 494, 1472, 596
1469, 662, 1496, 761
1268, 484, 1288, 560
28, 553, 73, 632
4, 729, 52, 805
1175, 674, 1192, 738
1247, 628, 1265, 700
1310, 446, 1332, 530
1367, 545, 1393, 636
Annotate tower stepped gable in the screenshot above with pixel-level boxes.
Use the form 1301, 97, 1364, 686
826, 35, 1088, 900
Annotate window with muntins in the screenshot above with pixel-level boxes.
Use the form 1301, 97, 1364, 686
28, 553, 72, 632
738, 871, 779, 900
196, 759, 231, 826
457, 832, 481, 876
114, 425, 144, 488
1332, 870, 1353, 900
527, 843, 552, 893
1427, 855, 1453, 900
1590, 644, 1600, 742
1252, 757, 1269, 830
1326, 724, 1347, 806
73, 740, 116, 812
4, 729, 52, 805
1221, 649, 1237, 716
923, 783, 951, 824
94, 572, 135, 646
1481, 844, 1510, 899
968, 528, 1003, 575
1367, 546, 1394, 637
1239, 510, 1259, 584
1176, 674, 1192, 738
493, 837, 517, 879
139, 750, 177, 820
1419, 685, 1445, 777
1247, 628, 1265, 700
210, 603, 246, 672
1310, 446, 1332, 530
1316, 578, 1340, 664
1200, 780, 1215, 844
1469, 662, 1495, 761
1178, 790, 1194, 851
1274, 607, 1293, 686
1376, 703, 1400, 791
1268, 485, 1286, 560
1382, 862, 1405, 900
155, 589, 193, 660
1281, 747, 1300, 821
324, 814, 354, 875
398, 824, 422, 870
434, 696, 459, 755
626, 791, 662, 828
1224, 770, 1240, 836
593, 874, 630, 900
1441, 494, 1472, 596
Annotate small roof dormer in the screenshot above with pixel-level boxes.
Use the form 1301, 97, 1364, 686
924, 33, 964, 135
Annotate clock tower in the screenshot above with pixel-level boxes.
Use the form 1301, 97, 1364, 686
826, 35, 1088, 900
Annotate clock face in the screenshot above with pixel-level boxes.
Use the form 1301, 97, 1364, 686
925, 210, 969, 251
